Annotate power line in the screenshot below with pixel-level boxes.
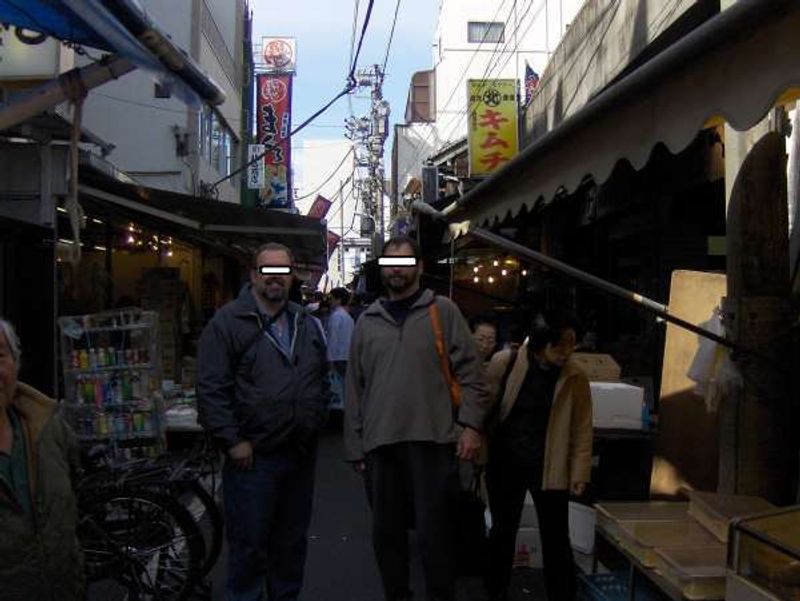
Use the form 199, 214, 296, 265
212, 0, 377, 191
382, 0, 402, 75
294, 148, 354, 201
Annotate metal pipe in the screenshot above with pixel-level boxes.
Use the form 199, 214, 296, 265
411, 200, 736, 349
0, 56, 134, 132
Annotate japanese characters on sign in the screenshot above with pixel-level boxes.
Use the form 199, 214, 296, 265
256, 74, 293, 209
467, 79, 519, 178
261, 37, 296, 74
247, 144, 265, 189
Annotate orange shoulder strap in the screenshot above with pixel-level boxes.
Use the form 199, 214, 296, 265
429, 299, 462, 408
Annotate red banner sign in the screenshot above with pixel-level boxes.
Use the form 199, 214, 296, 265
256, 74, 293, 209
327, 230, 341, 256
306, 195, 332, 220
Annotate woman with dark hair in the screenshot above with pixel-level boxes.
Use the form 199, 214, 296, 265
483, 313, 592, 601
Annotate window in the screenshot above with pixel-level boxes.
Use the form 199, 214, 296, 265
210, 112, 222, 171
154, 81, 172, 98
468, 21, 504, 43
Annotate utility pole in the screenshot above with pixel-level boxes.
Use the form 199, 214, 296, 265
346, 64, 390, 260
339, 179, 345, 283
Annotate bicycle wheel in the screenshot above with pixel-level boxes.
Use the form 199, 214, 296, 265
80, 488, 205, 601
168, 479, 224, 577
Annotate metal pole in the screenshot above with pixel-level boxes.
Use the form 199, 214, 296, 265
411, 198, 736, 349
0, 56, 134, 131
471, 227, 735, 348
339, 180, 346, 284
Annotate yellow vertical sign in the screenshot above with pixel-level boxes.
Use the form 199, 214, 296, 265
467, 79, 519, 177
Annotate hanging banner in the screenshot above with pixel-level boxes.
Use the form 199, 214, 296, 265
306, 194, 332, 220
327, 230, 341, 256
467, 79, 519, 178
256, 73, 293, 209
247, 144, 265, 189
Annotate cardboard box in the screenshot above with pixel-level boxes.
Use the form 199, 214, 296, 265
514, 527, 543, 568
572, 353, 621, 381
590, 381, 644, 429
568, 501, 596, 554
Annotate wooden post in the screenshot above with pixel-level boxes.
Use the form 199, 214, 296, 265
722, 131, 795, 504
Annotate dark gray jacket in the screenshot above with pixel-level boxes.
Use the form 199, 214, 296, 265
197, 284, 330, 452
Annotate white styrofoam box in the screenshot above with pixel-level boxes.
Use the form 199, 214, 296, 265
568, 501, 596, 554
590, 381, 644, 429
514, 527, 543, 568
520, 492, 539, 528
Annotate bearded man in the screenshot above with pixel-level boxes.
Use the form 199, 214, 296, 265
344, 236, 490, 601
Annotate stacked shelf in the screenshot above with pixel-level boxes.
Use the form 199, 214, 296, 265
58, 309, 165, 462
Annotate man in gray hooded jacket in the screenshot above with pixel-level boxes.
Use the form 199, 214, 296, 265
345, 236, 490, 601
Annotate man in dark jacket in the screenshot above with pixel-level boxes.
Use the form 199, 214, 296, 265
197, 242, 330, 601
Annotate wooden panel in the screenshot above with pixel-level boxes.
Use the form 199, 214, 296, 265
655, 269, 726, 496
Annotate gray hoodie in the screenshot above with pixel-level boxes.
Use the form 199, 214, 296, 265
344, 289, 490, 461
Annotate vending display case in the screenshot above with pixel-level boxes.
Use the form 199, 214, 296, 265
728, 506, 800, 601
58, 309, 164, 462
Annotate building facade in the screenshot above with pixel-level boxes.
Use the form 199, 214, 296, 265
80, 0, 250, 203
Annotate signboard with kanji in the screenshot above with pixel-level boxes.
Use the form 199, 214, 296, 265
256, 74, 293, 209
467, 79, 519, 178
261, 37, 296, 74
247, 144, 265, 189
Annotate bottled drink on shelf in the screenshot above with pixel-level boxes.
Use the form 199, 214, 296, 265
71, 350, 80, 369
79, 349, 89, 370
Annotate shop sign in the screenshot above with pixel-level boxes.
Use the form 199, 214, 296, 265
261, 37, 296, 74
467, 79, 519, 177
256, 73, 293, 209
326, 229, 341, 256
247, 144, 265, 189
0, 25, 59, 80
306, 194, 331, 220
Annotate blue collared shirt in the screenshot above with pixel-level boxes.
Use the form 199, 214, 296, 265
326, 306, 354, 362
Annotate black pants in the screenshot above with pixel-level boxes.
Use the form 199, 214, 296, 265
365, 442, 458, 601
485, 459, 575, 601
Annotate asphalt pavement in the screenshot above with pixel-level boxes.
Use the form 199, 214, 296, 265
209, 417, 547, 601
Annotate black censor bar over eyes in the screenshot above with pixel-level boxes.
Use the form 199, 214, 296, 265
259, 266, 293, 275
378, 256, 417, 267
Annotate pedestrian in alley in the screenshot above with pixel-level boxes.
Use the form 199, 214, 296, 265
0, 318, 84, 601
344, 235, 490, 601
326, 287, 354, 410
471, 314, 500, 369
483, 313, 592, 601
197, 242, 330, 601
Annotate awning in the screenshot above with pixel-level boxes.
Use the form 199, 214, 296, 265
77, 170, 327, 268
0, 0, 224, 106
444, 0, 800, 232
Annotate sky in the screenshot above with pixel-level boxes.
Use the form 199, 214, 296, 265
251, 0, 439, 197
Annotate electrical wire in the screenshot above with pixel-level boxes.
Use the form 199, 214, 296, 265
211, 0, 377, 191
381, 0, 402, 75
294, 150, 354, 201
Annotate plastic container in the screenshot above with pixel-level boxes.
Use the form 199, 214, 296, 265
596, 502, 689, 541
729, 506, 800, 601
688, 491, 775, 542
616, 519, 718, 567
653, 544, 727, 600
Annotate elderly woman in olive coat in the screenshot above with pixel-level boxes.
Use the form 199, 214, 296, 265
0, 318, 84, 601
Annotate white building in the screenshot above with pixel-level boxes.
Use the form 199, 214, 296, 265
80, 0, 248, 203
294, 139, 364, 288
392, 0, 583, 202
432, 0, 583, 148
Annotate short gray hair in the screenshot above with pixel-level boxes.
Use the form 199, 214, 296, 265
0, 318, 21, 365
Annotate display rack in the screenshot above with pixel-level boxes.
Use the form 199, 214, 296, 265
58, 308, 165, 462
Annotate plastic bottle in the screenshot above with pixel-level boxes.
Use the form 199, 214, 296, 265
79, 349, 89, 370
89, 348, 97, 369
93, 376, 103, 408
71, 350, 81, 369
75, 376, 84, 405
97, 347, 107, 368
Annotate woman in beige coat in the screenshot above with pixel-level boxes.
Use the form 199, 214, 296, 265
483, 314, 592, 601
